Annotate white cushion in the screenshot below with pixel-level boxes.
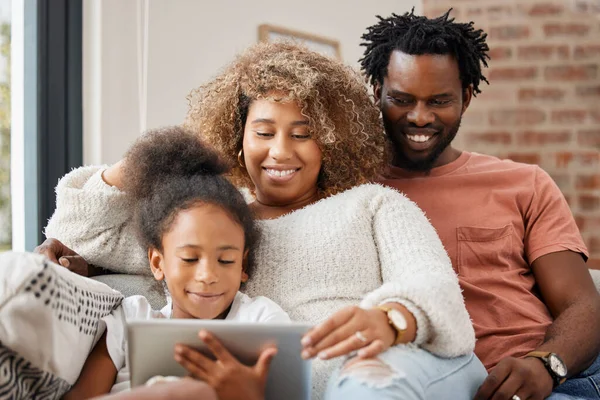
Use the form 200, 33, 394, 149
92, 274, 167, 310
0, 252, 123, 399
590, 269, 600, 293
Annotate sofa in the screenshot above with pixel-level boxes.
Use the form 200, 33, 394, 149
94, 269, 600, 311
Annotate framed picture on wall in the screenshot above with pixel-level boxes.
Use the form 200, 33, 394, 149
258, 24, 342, 60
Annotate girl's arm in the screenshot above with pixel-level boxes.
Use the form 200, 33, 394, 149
63, 332, 118, 400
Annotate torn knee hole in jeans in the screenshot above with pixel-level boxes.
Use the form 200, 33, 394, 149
337, 357, 405, 389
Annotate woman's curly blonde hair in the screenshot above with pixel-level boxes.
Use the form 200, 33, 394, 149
184, 41, 387, 197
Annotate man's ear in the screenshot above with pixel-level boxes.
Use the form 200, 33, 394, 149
149, 247, 165, 281
241, 249, 249, 283
373, 82, 383, 107
462, 85, 473, 114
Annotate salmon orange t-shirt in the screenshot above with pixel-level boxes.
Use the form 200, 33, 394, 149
381, 151, 588, 370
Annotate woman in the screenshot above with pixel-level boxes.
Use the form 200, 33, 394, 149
43, 42, 486, 399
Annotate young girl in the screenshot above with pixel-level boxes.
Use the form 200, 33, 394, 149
63, 127, 289, 399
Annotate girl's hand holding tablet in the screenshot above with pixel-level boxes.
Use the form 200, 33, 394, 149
175, 330, 278, 400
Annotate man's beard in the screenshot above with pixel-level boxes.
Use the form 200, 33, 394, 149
388, 118, 461, 173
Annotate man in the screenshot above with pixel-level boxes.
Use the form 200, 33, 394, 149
360, 9, 600, 400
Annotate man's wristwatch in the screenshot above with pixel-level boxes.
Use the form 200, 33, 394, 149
524, 351, 567, 387
376, 305, 408, 346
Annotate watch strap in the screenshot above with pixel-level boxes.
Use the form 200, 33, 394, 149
524, 351, 567, 387
526, 351, 551, 358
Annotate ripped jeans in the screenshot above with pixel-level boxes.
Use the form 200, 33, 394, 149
325, 346, 487, 400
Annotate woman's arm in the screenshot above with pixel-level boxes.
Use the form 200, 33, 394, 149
44, 163, 148, 275
302, 186, 475, 359
301, 186, 473, 361
63, 332, 118, 400
101, 161, 125, 190
363, 186, 475, 357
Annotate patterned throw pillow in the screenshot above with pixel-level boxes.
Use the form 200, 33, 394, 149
0, 252, 124, 399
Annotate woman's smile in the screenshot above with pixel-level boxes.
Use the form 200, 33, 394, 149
263, 165, 302, 183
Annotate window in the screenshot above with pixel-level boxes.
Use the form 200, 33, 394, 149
0, 0, 11, 252
8, 0, 81, 251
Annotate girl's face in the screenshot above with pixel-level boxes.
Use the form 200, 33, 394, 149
149, 203, 248, 320
242, 98, 322, 207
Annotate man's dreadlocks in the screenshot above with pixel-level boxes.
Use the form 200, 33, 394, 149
360, 9, 490, 95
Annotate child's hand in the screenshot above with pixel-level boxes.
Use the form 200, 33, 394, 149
174, 330, 277, 400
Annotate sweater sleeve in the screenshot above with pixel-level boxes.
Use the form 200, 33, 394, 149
44, 166, 149, 275
359, 185, 475, 358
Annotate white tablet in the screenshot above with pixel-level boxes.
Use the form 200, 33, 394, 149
127, 320, 312, 400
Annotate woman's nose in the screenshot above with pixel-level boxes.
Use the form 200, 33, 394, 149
269, 135, 293, 161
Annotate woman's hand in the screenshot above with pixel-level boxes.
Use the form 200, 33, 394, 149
101, 160, 126, 190
174, 330, 277, 400
34, 238, 92, 277
301, 306, 397, 360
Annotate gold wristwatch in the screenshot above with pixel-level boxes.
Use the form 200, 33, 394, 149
376, 305, 408, 346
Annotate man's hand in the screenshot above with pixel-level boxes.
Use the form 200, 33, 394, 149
474, 357, 553, 400
34, 238, 91, 277
174, 330, 276, 400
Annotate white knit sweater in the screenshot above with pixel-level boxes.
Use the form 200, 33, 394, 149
45, 166, 475, 398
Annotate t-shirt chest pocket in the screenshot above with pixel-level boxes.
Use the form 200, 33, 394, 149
457, 224, 515, 277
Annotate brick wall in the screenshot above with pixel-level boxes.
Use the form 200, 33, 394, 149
422, 0, 600, 268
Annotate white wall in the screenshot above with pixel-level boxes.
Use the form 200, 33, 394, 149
83, 0, 421, 165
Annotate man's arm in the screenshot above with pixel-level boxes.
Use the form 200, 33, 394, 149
531, 250, 600, 374
475, 250, 600, 400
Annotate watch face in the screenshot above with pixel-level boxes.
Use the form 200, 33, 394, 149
549, 354, 567, 378
388, 309, 407, 330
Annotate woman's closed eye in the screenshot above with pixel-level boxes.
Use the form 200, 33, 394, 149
181, 257, 198, 263
218, 259, 235, 265
292, 133, 311, 140
255, 131, 274, 137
